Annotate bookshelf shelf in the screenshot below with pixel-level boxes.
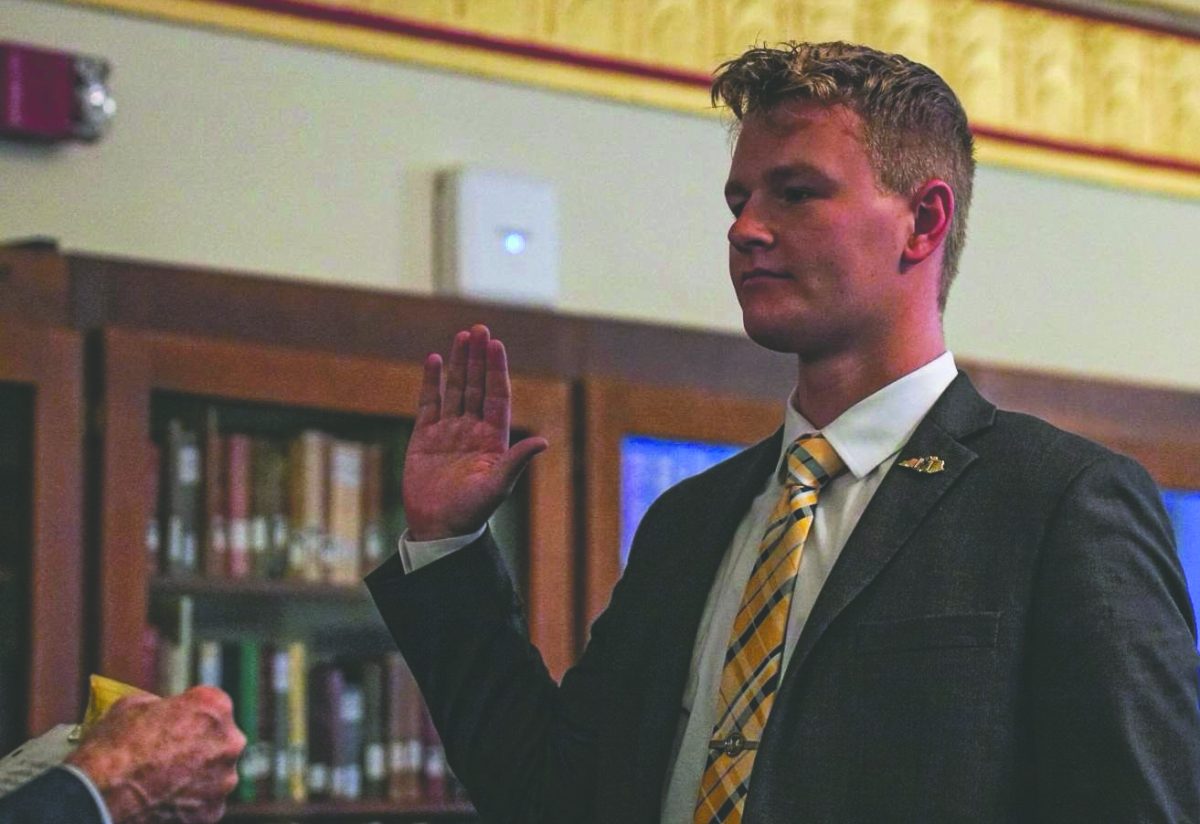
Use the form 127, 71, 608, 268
223, 799, 476, 821
152, 574, 375, 603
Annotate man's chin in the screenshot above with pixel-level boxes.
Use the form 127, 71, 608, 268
742, 318, 805, 354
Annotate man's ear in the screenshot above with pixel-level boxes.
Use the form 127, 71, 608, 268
901, 179, 954, 266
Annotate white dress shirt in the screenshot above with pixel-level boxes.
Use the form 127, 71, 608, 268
400, 352, 959, 823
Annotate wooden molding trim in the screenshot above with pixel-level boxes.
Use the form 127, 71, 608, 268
63, 0, 1200, 197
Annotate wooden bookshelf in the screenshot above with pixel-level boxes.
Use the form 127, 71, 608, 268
0, 319, 83, 743
87, 325, 574, 820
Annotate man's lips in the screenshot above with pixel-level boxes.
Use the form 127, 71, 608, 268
739, 268, 790, 286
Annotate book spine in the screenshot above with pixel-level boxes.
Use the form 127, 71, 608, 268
195, 639, 222, 687
234, 640, 263, 803
256, 643, 276, 799
360, 660, 386, 799
306, 662, 343, 801
335, 683, 364, 801
145, 442, 161, 574
286, 642, 308, 803
202, 408, 227, 579
326, 440, 363, 585
225, 434, 252, 579
384, 652, 421, 802
248, 438, 274, 580
288, 431, 327, 582
153, 595, 193, 696
271, 647, 291, 801
420, 700, 446, 803
360, 443, 384, 575
164, 419, 200, 574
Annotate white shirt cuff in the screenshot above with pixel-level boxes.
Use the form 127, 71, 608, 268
397, 525, 487, 573
58, 763, 114, 824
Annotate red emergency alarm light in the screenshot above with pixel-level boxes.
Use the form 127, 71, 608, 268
0, 41, 115, 142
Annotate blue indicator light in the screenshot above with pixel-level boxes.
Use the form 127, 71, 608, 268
503, 231, 527, 255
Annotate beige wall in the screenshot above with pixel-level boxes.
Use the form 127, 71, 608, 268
3, 0, 1198, 389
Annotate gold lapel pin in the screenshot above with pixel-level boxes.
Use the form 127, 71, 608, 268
898, 455, 945, 474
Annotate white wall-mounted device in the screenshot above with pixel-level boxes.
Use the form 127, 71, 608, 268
434, 167, 559, 307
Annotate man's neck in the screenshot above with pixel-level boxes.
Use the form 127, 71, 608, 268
791, 341, 946, 429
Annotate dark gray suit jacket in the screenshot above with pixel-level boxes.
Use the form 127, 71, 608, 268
0, 768, 105, 824
368, 373, 1200, 823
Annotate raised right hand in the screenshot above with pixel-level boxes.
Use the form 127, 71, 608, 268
402, 324, 548, 541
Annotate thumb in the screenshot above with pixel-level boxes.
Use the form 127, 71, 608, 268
497, 436, 548, 490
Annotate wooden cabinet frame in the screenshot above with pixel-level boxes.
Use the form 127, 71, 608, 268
95, 327, 575, 683
0, 319, 83, 735
579, 377, 781, 637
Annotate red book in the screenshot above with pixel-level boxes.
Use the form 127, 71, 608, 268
384, 652, 422, 802
419, 700, 446, 802
225, 433, 252, 578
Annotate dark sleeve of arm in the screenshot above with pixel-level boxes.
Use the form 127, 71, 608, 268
0, 768, 106, 824
1031, 453, 1200, 822
366, 531, 621, 824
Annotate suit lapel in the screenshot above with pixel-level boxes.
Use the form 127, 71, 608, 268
783, 373, 996, 679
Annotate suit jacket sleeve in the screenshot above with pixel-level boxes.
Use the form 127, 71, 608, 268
0, 768, 107, 824
366, 530, 633, 824
1031, 451, 1200, 820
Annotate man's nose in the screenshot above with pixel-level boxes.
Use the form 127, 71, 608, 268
728, 206, 773, 251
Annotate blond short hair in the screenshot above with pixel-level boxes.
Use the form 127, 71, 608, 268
712, 41, 975, 311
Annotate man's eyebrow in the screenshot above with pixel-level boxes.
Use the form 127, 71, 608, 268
725, 163, 834, 199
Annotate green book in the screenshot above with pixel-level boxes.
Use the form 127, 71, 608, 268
231, 639, 263, 803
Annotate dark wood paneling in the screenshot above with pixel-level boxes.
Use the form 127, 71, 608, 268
0, 319, 84, 734
0, 246, 73, 328
579, 378, 781, 637
962, 359, 1200, 488
65, 252, 796, 400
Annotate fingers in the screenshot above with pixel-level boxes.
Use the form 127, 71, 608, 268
416, 353, 443, 427
482, 338, 512, 434
443, 330, 470, 415
463, 325, 490, 417
498, 436, 549, 489
182, 684, 234, 716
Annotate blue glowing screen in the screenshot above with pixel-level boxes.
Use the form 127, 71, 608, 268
619, 435, 742, 569
1162, 489, 1200, 638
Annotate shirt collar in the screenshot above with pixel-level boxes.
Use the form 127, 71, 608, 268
779, 352, 958, 482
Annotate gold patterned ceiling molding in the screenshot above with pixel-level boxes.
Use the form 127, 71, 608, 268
63, 0, 1200, 197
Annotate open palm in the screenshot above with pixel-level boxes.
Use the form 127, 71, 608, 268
402, 325, 547, 541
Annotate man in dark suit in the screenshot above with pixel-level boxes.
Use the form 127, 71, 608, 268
0, 685, 244, 823
367, 42, 1200, 822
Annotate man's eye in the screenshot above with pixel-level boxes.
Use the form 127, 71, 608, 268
782, 188, 813, 203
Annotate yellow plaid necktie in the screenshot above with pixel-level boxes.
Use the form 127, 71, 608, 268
693, 434, 845, 824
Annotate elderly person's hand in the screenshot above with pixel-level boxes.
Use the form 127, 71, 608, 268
66, 685, 245, 823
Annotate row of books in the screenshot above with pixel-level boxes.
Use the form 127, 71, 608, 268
149, 612, 460, 805
149, 412, 407, 584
